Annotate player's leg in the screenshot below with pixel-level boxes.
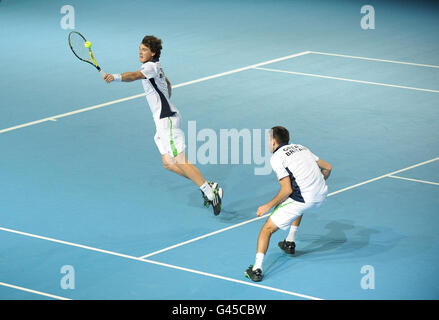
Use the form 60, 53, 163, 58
287, 214, 303, 241
256, 217, 279, 255
245, 217, 278, 282
158, 134, 197, 182
156, 115, 205, 186
154, 118, 201, 183
278, 202, 315, 255
162, 153, 188, 179
156, 117, 223, 215
167, 114, 223, 214
246, 201, 301, 282
278, 214, 303, 254
173, 151, 205, 186
173, 151, 223, 215
292, 214, 303, 227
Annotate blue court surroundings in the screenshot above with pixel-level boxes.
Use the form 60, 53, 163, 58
0, 0, 438, 300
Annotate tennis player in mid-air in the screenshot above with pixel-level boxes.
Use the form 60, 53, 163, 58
245, 126, 332, 282
102, 35, 223, 215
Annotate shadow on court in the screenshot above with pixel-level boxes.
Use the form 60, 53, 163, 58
262, 220, 404, 279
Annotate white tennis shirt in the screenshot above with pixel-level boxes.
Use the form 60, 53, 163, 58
270, 143, 328, 203
140, 60, 179, 121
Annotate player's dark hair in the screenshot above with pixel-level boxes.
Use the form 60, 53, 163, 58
271, 126, 290, 145
142, 35, 162, 60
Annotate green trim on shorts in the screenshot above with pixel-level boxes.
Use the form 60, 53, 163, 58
269, 201, 293, 216
168, 117, 178, 157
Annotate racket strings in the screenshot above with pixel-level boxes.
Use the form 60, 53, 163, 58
69, 33, 91, 62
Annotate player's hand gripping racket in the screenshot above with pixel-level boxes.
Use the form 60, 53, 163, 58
68, 31, 105, 76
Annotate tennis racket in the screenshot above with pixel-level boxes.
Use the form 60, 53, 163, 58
68, 31, 104, 75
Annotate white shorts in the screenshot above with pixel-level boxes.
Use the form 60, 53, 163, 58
154, 114, 186, 157
270, 196, 326, 231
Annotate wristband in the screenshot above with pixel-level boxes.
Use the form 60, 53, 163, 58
112, 74, 122, 82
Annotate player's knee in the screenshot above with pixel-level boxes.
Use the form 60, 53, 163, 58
163, 163, 170, 171
162, 159, 174, 171
262, 221, 277, 235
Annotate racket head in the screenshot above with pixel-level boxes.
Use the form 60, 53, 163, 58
68, 31, 101, 71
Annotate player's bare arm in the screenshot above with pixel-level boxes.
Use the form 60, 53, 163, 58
103, 71, 145, 83
256, 176, 292, 217
317, 158, 332, 180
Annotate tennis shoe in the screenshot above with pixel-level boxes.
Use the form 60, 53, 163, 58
278, 240, 296, 254
210, 183, 223, 216
245, 265, 263, 282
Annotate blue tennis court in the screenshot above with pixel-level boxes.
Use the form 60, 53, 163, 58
1, 0, 438, 300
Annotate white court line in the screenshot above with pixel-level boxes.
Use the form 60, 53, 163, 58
0, 281, 70, 300
0, 226, 321, 300
0, 51, 310, 135
0, 93, 147, 134
309, 51, 439, 69
254, 67, 439, 93
139, 156, 439, 259
388, 175, 439, 186
329, 157, 439, 196
140, 215, 266, 259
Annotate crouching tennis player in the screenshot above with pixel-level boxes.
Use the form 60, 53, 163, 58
103, 35, 223, 215
245, 126, 332, 281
